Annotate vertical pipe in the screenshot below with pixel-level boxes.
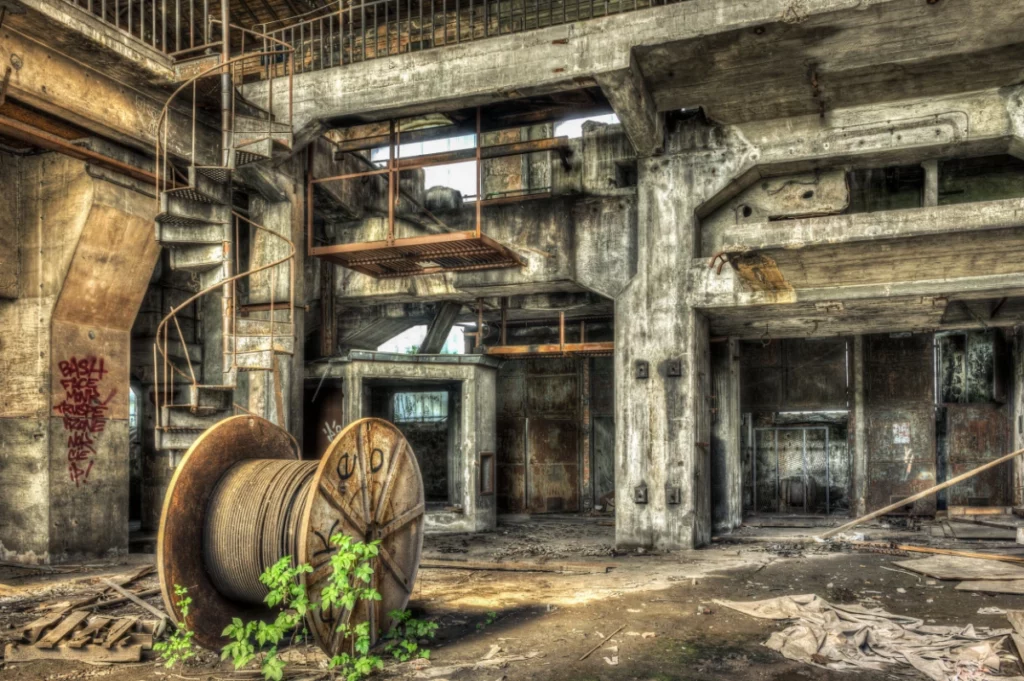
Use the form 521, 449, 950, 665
559, 311, 565, 353
500, 297, 507, 345
386, 120, 395, 244
220, 0, 230, 167
825, 428, 831, 515
801, 428, 808, 513
774, 429, 779, 512
203, 0, 208, 44
306, 147, 314, 255
475, 107, 482, 237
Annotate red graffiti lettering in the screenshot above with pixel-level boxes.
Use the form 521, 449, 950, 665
53, 356, 115, 487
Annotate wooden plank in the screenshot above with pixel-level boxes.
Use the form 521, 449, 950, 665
20, 612, 65, 644
819, 446, 1024, 539
4, 642, 142, 663
949, 506, 1013, 516
35, 610, 90, 649
103, 616, 137, 648
956, 580, 1024, 594
67, 616, 113, 649
99, 579, 167, 623
851, 541, 1024, 564
893, 556, 1024, 581
420, 558, 614, 574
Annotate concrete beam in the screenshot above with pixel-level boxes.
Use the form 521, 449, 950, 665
419, 302, 462, 354
696, 87, 1022, 221
0, 28, 219, 162
595, 53, 664, 157
704, 198, 1024, 256
247, 0, 900, 135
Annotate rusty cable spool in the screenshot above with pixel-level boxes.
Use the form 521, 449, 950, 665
157, 415, 425, 655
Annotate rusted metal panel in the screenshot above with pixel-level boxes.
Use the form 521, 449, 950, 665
945, 403, 1010, 506
496, 417, 526, 512
527, 418, 579, 513
590, 357, 614, 415
527, 373, 578, 417
864, 333, 936, 514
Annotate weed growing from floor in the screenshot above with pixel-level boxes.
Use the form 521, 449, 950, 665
218, 536, 436, 681
154, 584, 196, 668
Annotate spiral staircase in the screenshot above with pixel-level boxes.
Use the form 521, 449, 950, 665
152, 30, 298, 453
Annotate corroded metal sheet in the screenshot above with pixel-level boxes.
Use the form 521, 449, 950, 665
527, 418, 579, 513
945, 403, 1010, 506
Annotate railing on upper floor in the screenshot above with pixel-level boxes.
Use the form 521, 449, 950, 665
60, 0, 222, 56
257, 0, 682, 75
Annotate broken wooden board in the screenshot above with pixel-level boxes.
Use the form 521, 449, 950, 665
950, 506, 1013, 516
945, 522, 1017, 540
420, 558, 614, 574
956, 580, 1024, 594
35, 610, 90, 649
19, 612, 65, 644
893, 556, 1024, 581
3, 642, 142, 663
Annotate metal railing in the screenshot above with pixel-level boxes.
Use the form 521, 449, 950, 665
259, 0, 681, 74
153, 29, 293, 195
60, 0, 220, 56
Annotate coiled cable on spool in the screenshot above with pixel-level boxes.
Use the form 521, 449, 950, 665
204, 460, 318, 604
157, 416, 426, 659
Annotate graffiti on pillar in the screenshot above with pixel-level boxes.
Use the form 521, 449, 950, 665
323, 419, 343, 442
52, 356, 116, 487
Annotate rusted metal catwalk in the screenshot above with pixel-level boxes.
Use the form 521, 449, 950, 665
309, 108, 571, 278
479, 307, 615, 358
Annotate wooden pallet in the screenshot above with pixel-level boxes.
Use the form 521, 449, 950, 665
6, 611, 158, 662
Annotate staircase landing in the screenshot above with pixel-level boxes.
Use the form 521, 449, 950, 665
310, 231, 523, 278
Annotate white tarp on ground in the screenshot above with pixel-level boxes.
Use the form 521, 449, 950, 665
716, 594, 1020, 681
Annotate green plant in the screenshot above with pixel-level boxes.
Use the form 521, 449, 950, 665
476, 610, 499, 630
322, 535, 384, 681
221, 557, 312, 681
383, 609, 437, 662
217, 537, 434, 681
154, 584, 196, 668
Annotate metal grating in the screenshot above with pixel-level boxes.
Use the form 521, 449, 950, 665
313, 231, 523, 278
195, 166, 233, 184
155, 213, 226, 227
164, 187, 219, 204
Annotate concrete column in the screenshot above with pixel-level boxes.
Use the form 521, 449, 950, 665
0, 152, 159, 563
851, 335, 868, 518
711, 338, 742, 532
922, 159, 939, 207
613, 151, 712, 550
246, 166, 305, 443
1013, 327, 1024, 506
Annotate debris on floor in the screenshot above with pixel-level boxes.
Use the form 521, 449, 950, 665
717, 593, 1018, 681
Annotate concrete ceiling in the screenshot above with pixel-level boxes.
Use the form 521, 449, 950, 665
637, 0, 1024, 124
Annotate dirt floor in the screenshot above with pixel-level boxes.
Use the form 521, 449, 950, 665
3, 517, 1024, 681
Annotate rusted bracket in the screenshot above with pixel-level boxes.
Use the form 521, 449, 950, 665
708, 251, 736, 275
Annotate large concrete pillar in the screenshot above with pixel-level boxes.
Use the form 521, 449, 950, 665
711, 338, 742, 532
613, 149, 713, 550
0, 152, 159, 563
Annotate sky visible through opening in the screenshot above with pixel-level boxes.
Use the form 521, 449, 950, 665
369, 114, 620, 196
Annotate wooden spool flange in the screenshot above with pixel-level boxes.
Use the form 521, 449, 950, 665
157, 416, 425, 655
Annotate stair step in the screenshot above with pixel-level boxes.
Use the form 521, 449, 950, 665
156, 221, 230, 246
155, 428, 202, 451
189, 384, 234, 413
228, 334, 294, 355
232, 117, 293, 152
233, 90, 272, 119
169, 244, 229, 272
233, 319, 294, 336
161, 404, 225, 429
224, 349, 277, 371
158, 193, 230, 227
194, 166, 233, 184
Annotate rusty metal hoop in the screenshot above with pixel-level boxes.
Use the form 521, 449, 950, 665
157, 415, 425, 656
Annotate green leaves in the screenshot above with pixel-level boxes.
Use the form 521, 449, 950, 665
213, 538, 433, 681
153, 585, 197, 669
